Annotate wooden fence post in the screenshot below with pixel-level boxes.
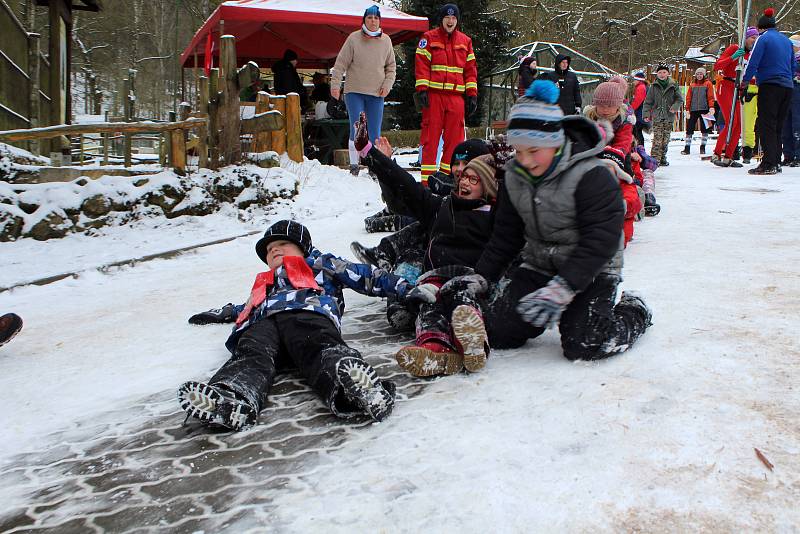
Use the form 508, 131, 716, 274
209, 68, 220, 169
198, 75, 210, 168
123, 77, 132, 167
171, 129, 186, 175
219, 35, 241, 166
103, 132, 109, 165
285, 93, 303, 163
254, 91, 272, 153
271, 94, 287, 155
27, 32, 41, 155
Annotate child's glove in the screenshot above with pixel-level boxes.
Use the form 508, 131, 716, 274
516, 276, 575, 329
731, 48, 746, 60
439, 273, 488, 298
418, 90, 430, 109
188, 303, 237, 325
353, 112, 372, 156
403, 283, 439, 305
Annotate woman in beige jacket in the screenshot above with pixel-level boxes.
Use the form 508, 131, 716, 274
331, 5, 397, 174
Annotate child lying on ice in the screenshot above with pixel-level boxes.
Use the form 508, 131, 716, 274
178, 220, 431, 431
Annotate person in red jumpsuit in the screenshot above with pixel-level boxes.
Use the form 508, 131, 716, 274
713, 28, 759, 167
415, 4, 478, 186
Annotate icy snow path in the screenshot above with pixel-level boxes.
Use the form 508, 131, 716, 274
1, 145, 799, 531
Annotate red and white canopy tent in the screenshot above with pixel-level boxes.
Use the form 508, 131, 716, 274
180, 0, 431, 70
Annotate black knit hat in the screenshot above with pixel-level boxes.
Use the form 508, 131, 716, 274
255, 220, 313, 263
656, 64, 669, 73
451, 138, 490, 169
282, 49, 298, 62
438, 4, 460, 25
757, 8, 776, 29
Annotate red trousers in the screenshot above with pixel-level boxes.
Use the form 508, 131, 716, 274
420, 91, 466, 185
714, 83, 742, 159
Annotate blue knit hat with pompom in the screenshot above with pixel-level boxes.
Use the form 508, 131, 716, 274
507, 80, 564, 148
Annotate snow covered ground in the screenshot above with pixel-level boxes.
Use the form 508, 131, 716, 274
1, 140, 799, 531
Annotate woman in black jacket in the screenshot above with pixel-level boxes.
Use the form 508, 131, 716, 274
271, 49, 308, 109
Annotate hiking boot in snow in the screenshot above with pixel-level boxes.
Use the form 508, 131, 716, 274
644, 193, 661, 217
659, 157, 669, 166
188, 303, 237, 325
742, 146, 753, 164
451, 305, 488, 372
790, 159, 800, 167
748, 164, 779, 175
350, 241, 391, 270
387, 298, 416, 332
395, 341, 463, 377
617, 291, 653, 327
710, 154, 722, 165
349, 164, 360, 176
0, 313, 23, 347
680, 145, 690, 155
723, 158, 743, 168
335, 357, 395, 422
178, 381, 257, 431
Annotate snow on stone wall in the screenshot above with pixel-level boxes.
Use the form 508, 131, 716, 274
0, 145, 297, 241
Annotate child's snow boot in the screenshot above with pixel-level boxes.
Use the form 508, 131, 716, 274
395, 340, 463, 377
188, 303, 237, 325
386, 297, 415, 332
680, 139, 690, 155
178, 381, 257, 431
700, 134, 708, 154
350, 241, 392, 271
335, 357, 395, 422
451, 305, 488, 372
644, 193, 661, 216
0, 313, 23, 347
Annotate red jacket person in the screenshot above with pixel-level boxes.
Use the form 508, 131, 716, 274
415, 4, 478, 185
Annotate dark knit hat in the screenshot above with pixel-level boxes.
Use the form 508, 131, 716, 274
451, 138, 490, 169
656, 64, 670, 73
282, 49, 298, 62
463, 155, 498, 200
507, 80, 564, 148
438, 4, 460, 25
758, 8, 776, 29
256, 220, 313, 263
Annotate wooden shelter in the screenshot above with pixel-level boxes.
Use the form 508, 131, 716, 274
0, 0, 101, 151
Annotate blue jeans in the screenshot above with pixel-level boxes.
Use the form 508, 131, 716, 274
345, 92, 384, 144
782, 83, 800, 160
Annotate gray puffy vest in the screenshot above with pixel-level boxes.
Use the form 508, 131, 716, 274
504, 138, 625, 282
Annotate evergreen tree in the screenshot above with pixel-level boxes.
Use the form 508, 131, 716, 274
393, 0, 514, 129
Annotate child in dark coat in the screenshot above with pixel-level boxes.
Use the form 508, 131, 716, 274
179, 220, 423, 431
353, 114, 499, 377
467, 80, 652, 360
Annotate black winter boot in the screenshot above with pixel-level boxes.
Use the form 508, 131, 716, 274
742, 146, 753, 164
188, 303, 237, 325
178, 381, 258, 431
644, 193, 661, 216
335, 357, 395, 422
386, 296, 416, 332
0, 313, 23, 347
680, 144, 690, 155
350, 241, 392, 270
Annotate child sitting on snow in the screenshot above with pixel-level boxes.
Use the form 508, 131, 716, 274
178, 220, 429, 431
464, 80, 652, 360
352, 113, 499, 378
